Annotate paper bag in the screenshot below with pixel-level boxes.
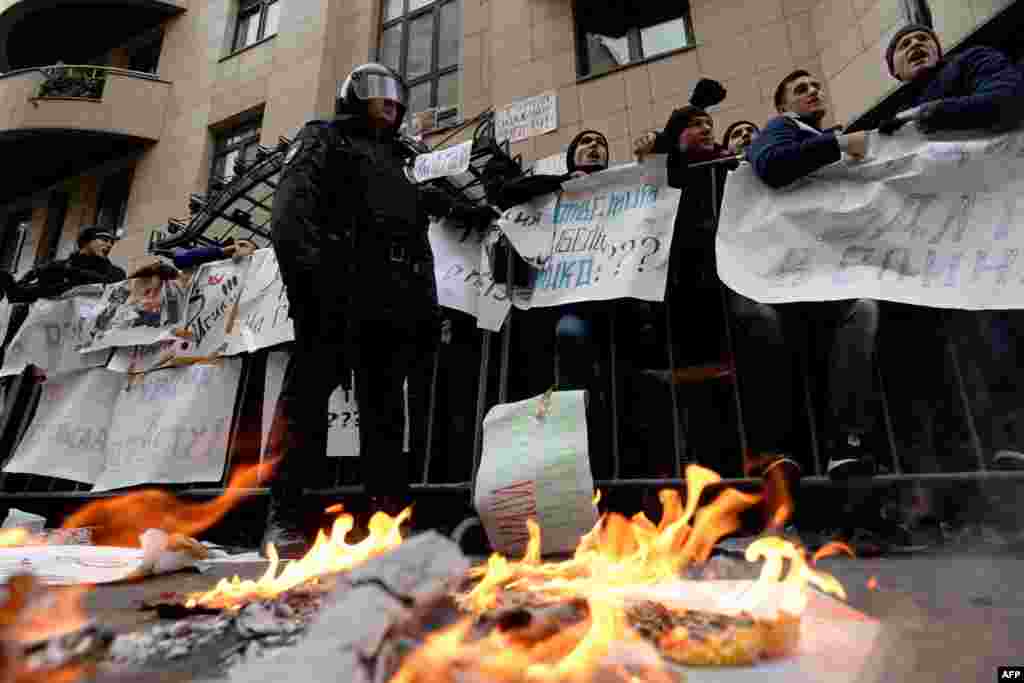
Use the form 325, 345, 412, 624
474, 389, 597, 556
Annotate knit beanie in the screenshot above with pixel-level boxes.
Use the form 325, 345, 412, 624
565, 129, 609, 174
721, 120, 759, 147
886, 24, 942, 78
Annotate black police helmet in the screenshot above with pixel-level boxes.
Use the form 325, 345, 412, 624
336, 63, 409, 125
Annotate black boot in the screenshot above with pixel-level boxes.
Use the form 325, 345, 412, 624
260, 493, 313, 559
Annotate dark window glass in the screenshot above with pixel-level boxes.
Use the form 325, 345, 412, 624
211, 119, 263, 188
575, 3, 692, 77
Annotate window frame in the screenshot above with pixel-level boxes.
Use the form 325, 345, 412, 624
210, 118, 264, 191
232, 0, 280, 54
572, 2, 695, 79
378, 0, 461, 125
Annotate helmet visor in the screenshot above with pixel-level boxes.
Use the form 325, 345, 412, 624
353, 73, 407, 106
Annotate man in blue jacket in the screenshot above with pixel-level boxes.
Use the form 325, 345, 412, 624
880, 26, 1024, 477
744, 70, 879, 477
879, 24, 1024, 135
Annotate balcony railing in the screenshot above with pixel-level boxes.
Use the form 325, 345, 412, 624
35, 64, 107, 99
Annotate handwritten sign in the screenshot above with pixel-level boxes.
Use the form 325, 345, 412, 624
413, 140, 473, 183
717, 125, 1024, 309
224, 248, 294, 354
501, 159, 680, 309
494, 91, 558, 144
0, 294, 111, 377
260, 351, 360, 460
475, 390, 597, 556
92, 358, 242, 491
429, 218, 512, 331
3, 368, 124, 484
531, 151, 568, 177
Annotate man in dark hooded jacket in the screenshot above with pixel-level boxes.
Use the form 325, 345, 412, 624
879, 24, 1024, 135
264, 63, 492, 555
2, 225, 126, 303
878, 26, 1024, 476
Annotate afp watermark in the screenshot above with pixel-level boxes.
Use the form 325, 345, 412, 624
998, 667, 1024, 680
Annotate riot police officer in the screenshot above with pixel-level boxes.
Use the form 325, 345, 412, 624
265, 63, 492, 556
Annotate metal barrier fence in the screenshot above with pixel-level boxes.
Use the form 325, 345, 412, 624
3, 160, 1024, 513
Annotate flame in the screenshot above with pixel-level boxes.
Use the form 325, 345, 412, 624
592, 490, 601, 507
61, 464, 268, 547
0, 575, 90, 643
391, 599, 674, 683
812, 541, 856, 564
394, 463, 849, 681
867, 576, 879, 591
0, 530, 30, 547
185, 505, 410, 610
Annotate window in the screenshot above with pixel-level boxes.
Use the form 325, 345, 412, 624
211, 119, 263, 190
574, 2, 693, 77
95, 168, 134, 231
379, 0, 461, 127
0, 211, 31, 273
233, 0, 280, 52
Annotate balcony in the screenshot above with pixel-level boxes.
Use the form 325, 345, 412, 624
0, 0, 184, 70
0, 64, 171, 202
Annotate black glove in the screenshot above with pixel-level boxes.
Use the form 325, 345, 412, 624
878, 117, 909, 135
690, 78, 727, 109
452, 203, 499, 228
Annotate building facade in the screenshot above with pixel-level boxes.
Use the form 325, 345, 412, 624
0, 0, 1017, 275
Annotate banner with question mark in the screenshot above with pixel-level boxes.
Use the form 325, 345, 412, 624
498, 158, 681, 309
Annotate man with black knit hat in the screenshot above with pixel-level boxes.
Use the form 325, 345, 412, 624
722, 120, 759, 155
635, 80, 806, 534
3, 225, 126, 303
879, 24, 1024, 135
879, 27, 1024, 477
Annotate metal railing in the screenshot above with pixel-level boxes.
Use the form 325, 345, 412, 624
3, 159, 1024, 519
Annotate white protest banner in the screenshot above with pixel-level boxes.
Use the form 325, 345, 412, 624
429, 218, 511, 331
475, 389, 597, 556
0, 293, 111, 377
259, 351, 359, 459
260, 350, 289, 458
183, 258, 249, 356
224, 248, 294, 354
531, 151, 568, 177
77, 274, 190, 352
496, 193, 558, 267
494, 91, 558, 144
504, 159, 680, 309
105, 338, 196, 374
3, 368, 124, 484
327, 381, 359, 458
413, 140, 473, 183
93, 358, 242, 491
0, 298, 10, 350
717, 126, 1024, 309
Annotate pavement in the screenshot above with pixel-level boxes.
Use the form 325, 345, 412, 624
77, 545, 1024, 683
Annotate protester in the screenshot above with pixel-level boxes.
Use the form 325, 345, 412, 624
0, 225, 126, 304
264, 63, 493, 556
722, 120, 759, 155
635, 81, 804, 529
879, 24, 1024, 135
879, 26, 1024, 476
484, 129, 615, 477
743, 69, 924, 553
